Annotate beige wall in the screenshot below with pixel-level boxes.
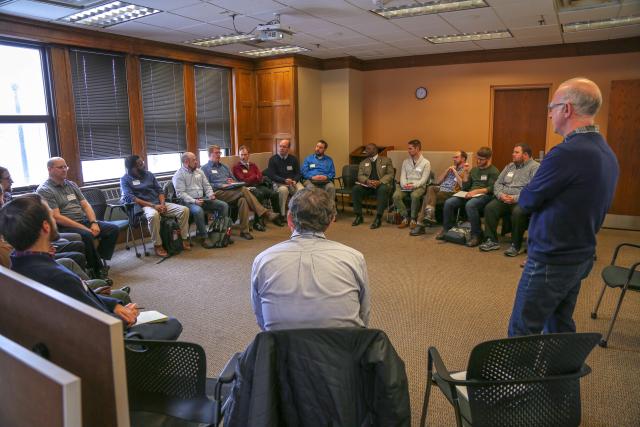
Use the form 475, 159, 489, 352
362, 52, 640, 155
297, 67, 323, 161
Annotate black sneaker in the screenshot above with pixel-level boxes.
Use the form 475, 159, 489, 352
479, 239, 500, 252
410, 225, 425, 236
504, 244, 525, 257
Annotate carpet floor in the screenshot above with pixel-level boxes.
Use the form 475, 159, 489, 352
110, 212, 640, 426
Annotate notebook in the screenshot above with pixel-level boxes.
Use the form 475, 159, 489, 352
137, 310, 169, 325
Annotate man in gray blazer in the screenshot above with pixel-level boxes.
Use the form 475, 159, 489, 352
351, 144, 395, 229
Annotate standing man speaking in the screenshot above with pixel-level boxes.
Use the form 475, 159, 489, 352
508, 77, 619, 337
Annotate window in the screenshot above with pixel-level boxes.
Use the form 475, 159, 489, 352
70, 49, 131, 182
140, 58, 186, 174
0, 42, 55, 189
194, 65, 231, 163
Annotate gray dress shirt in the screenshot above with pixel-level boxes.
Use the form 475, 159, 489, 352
251, 231, 370, 331
493, 159, 540, 202
172, 166, 214, 204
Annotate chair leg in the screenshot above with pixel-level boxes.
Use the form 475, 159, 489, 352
138, 222, 149, 256
590, 282, 608, 319
129, 223, 141, 258
420, 376, 433, 427
600, 286, 630, 347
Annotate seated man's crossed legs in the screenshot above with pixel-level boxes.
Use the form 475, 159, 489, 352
143, 202, 190, 257
411, 186, 455, 235
57, 220, 119, 278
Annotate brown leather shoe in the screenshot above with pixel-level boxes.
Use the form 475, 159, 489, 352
182, 240, 192, 251
154, 245, 168, 257
398, 218, 409, 229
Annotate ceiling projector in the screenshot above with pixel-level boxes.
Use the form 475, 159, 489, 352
256, 22, 295, 42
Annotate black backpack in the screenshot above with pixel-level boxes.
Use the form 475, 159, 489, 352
160, 216, 183, 256
204, 216, 233, 249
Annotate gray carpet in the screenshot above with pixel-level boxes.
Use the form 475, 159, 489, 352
110, 213, 640, 426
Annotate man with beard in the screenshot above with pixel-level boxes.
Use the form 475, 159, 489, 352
120, 155, 191, 257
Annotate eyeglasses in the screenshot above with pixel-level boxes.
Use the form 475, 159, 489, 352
548, 102, 566, 112
53, 165, 69, 170
0, 176, 12, 182
476, 157, 488, 161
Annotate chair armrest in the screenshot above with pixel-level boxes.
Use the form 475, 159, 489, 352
428, 346, 456, 382
106, 203, 126, 220
624, 262, 640, 286
610, 243, 640, 266
218, 352, 240, 384
436, 364, 592, 388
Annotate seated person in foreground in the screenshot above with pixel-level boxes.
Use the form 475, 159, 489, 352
436, 146, 499, 247
301, 139, 337, 216
120, 155, 191, 257
202, 145, 282, 240
251, 187, 370, 331
479, 143, 539, 256
351, 143, 395, 229
391, 139, 430, 230
232, 145, 282, 221
264, 139, 304, 217
0, 194, 181, 340
172, 152, 229, 246
36, 157, 119, 278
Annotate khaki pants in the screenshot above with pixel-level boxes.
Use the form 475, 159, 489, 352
275, 182, 304, 216
143, 202, 190, 245
215, 186, 269, 232
416, 186, 454, 223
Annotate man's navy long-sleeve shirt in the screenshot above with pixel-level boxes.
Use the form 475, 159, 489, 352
518, 129, 618, 265
264, 155, 301, 184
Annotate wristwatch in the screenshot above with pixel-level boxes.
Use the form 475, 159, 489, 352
90, 221, 98, 225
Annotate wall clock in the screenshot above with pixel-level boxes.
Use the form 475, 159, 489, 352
415, 86, 428, 100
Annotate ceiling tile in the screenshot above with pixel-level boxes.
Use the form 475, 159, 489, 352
440, 6, 506, 33
135, 12, 205, 29
179, 23, 234, 37
558, 4, 621, 24
608, 24, 640, 38
391, 14, 458, 35
133, 0, 202, 12
562, 28, 612, 42
0, 0, 77, 20
473, 37, 521, 49
510, 24, 562, 38
171, 2, 229, 21
619, 1, 640, 16
490, 0, 558, 27
206, 0, 286, 14
387, 38, 432, 49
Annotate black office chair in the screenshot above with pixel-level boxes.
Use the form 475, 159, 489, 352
124, 339, 239, 427
591, 242, 640, 348
335, 164, 358, 212
420, 332, 600, 427
82, 187, 148, 258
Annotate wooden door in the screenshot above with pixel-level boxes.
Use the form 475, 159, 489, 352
491, 87, 549, 170
607, 79, 640, 216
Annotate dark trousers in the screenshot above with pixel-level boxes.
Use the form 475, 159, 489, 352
252, 185, 281, 215
129, 317, 183, 341
352, 183, 392, 216
58, 220, 119, 271
442, 194, 491, 237
52, 237, 87, 270
508, 257, 593, 337
483, 199, 529, 248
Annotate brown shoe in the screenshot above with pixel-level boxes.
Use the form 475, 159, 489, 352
466, 236, 481, 247
398, 218, 409, 229
182, 240, 192, 251
154, 245, 168, 257
409, 219, 417, 229
435, 230, 446, 240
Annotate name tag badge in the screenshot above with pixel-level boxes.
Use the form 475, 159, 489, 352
286, 165, 293, 171
211, 170, 218, 174
132, 180, 141, 186
481, 175, 488, 181
416, 168, 423, 172
365, 163, 370, 167
506, 171, 515, 178
242, 169, 248, 174
310, 164, 316, 168
66, 194, 76, 201
382, 165, 387, 168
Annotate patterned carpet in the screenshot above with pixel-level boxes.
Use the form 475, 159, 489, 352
110, 212, 640, 426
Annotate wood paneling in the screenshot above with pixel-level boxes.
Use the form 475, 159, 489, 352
607, 79, 640, 216
126, 55, 145, 159
234, 69, 256, 152
255, 67, 296, 156
183, 63, 197, 154
491, 87, 549, 170
49, 46, 82, 184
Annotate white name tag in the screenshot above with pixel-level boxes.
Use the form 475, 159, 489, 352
132, 180, 141, 186
481, 175, 488, 180
382, 165, 387, 168
211, 170, 218, 174
286, 165, 293, 171
310, 164, 316, 168
66, 194, 76, 201
506, 171, 515, 178
365, 163, 370, 167
242, 169, 248, 174
416, 168, 423, 172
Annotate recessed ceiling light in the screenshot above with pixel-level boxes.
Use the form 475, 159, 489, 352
425, 30, 512, 44
186, 34, 257, 47
562, 15, 640, 32
371, 0, 488, 19
59, 1, 161, 27
239, 46, 310, 57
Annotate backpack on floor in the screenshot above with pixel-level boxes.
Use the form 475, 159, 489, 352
443, 222, 471, 245
205, 216, 233, 248
160, 216, 183, 256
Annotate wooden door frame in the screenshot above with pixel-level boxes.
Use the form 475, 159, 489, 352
488, 84, 553, 155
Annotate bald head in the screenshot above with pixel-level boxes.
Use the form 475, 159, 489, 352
556, 77, 602, 117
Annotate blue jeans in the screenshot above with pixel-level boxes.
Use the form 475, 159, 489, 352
187, 199, 229, 237
508, 257, 594, 337
442, 194, 491, 237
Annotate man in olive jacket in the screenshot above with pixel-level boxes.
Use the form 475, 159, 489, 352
351, 144, 395, 229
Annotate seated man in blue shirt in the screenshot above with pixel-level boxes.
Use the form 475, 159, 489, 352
0, 194, 182, 340
202, 145, 282, 240
120, 155, 191, 257
301, 139, 337, 216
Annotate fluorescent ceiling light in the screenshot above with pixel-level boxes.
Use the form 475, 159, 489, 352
562, 15, 640, 32
239, 46, 310, 57
35, 0, 105, 8
187, 34, 257, 47
371, 0, 488, 19
60, 1, 161, 27
425, 30, 512, 44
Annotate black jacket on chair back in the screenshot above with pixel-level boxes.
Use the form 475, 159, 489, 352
225, 328, 411, 427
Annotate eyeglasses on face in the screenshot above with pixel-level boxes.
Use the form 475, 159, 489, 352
54, 165, 69, 170
548, 102, 566, 112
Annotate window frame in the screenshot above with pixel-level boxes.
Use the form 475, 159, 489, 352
0, 38, 59, 191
